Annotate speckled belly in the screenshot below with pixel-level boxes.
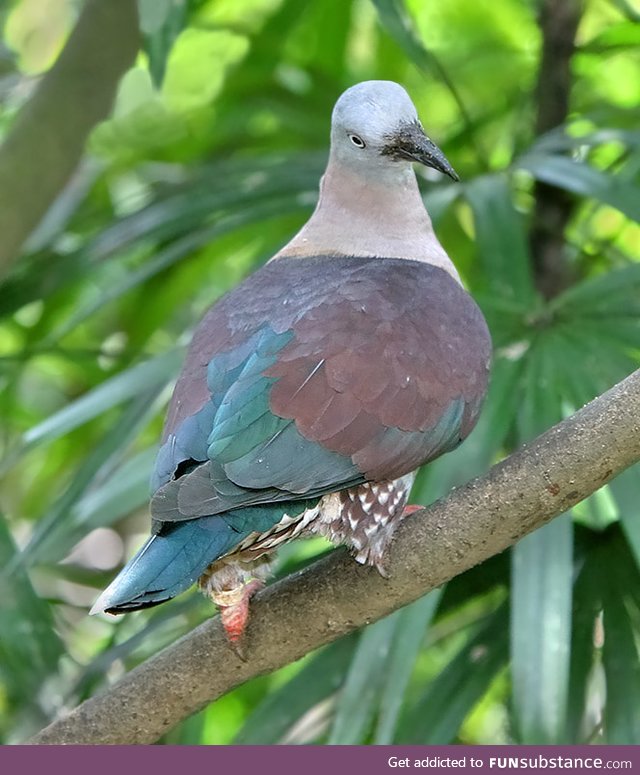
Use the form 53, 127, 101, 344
198, 472, 416, 600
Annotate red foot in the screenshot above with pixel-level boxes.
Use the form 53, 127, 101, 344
402, 504, 423, 516
219, 599, 250, 645
216, 579, 263, 654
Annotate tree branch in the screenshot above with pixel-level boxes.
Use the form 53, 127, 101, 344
530, 0, 584, 298
0, 0, 139, 280
29, 368, 640, 745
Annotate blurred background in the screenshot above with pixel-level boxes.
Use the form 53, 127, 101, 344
1, 0, 639, 746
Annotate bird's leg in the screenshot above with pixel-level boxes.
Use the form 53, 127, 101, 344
200, 555, 272, 657
402, 504, 423, 516
212, 579, 264, 655
311, 476, 420, 580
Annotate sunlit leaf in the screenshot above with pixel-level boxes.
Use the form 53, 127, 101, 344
18, 389, 165, 567
511, 516, 574, 743
401, 603, 509, 744
518, 154, 640, 222
551, 264, 640, 313
234, 636, 356, 744
610, 467, 640, 575
0, 516, 63, 705
328, 613, 400, 744
566, 532, 601, 744
601, 533, 640, 744
465, 174, 537, 305
11, 350, 181, 463
374, 589, 443, 744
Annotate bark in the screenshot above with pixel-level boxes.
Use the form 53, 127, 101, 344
530, 0, 584, 298
30, 368, 640, 745
0, 0, 139, 280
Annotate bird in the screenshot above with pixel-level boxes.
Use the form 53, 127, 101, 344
91, 80, 492, 648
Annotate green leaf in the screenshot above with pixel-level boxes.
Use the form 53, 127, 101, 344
370, 0, 482, 164
72, 447, 157, 532
607, 0, 640, 22
371, 0, 434, 73
567, 533, 601, 743
328, 613, 400, 744
0, 516, 63, 705
551, 264, 640, 314
515, 334, 549, 442
17, 389, 164, 568
45, 197, 304, 343
138, 0, 175, 36
9, 350, 181, 466
582, 20, 640, 53
439, 553, 510, 618
374, 589, 443, 743
465, 174, 537, 305
549, 323, 637, 414
234, 636, 357, 744
601, 553, 640, 743
162, 28, 249, 111
511, 515, 574, 743
402, 603, 509, 743
518, 154, 640, 222
610, 466, 640, 580
70, 595, 203, 703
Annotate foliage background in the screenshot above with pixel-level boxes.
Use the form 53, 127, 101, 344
1, 0, 639, 745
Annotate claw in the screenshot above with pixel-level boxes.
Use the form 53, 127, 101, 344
213, 579, 263, 656
371, 505, 423, 577
374, 558, 390, 579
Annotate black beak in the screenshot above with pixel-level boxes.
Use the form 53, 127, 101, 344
382, 121, 459, 181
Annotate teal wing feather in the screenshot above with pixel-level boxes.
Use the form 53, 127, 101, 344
150, 324, 364, 522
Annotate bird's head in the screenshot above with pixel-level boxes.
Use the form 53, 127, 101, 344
330, 80, 458, 182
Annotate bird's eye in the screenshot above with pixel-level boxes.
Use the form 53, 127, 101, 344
348, 134, 366, 149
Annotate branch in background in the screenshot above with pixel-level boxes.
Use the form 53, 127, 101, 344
30, 368, 640, 745
530, 0, 584, 298
0, 0, 139, 280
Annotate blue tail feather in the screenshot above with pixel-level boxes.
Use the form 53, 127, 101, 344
90, 517, 250, 614
90, 499, 320, 615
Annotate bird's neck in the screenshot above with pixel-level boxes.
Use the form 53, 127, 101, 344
274, 157, 460, 283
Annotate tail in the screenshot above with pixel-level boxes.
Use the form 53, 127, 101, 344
89, 516, 250, 615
